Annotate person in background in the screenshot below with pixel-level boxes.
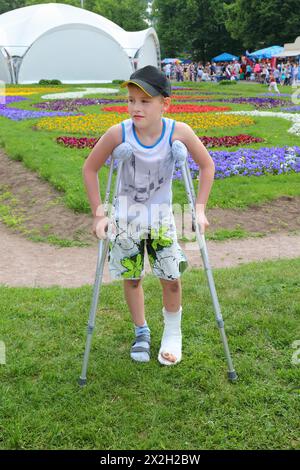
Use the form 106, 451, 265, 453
246, 63, 252, 81
189, 63, 195, 81
183, 64, 189, 81
268, 71, 280, 95
254, 61, 261, 82
164, 63, 171, 80
197, 64, 203, 82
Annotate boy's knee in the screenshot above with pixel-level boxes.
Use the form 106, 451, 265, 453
124, 279, 142, 288
161, 278, 181, 293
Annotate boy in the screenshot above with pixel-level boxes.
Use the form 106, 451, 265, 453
82, 65, 215, 366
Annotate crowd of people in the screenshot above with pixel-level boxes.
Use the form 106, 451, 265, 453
162, 59, 300, 87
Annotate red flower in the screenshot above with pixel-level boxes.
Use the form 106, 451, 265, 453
102, 104, 231, 113
171, 95, 214, 100
56, 136, 99, 149
198, 134, 264, 147
56, 134, 264, 150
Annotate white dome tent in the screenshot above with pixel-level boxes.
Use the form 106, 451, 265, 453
0, 3, 161, 84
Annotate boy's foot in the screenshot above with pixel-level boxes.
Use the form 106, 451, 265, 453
130, 322, 151, 362
131, 334, 151, 362
158, 307, 182, 366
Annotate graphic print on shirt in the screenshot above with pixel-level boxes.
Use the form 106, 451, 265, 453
121, 150, 174, 204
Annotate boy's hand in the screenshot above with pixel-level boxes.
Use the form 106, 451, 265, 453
92, 215, 110, 239
195, 205, 210, 234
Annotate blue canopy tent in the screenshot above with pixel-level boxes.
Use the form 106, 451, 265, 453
161, 58, 181, 64
248, 45, 284, 59
212, 52, 239, 62
162, 58, 191, 64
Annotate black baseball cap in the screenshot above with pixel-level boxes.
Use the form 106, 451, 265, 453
121, 65, 171, 97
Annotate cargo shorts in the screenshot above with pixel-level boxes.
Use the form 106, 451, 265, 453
108, 217, 188, 281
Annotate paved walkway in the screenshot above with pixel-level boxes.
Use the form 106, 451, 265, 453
1, 222, 299, 288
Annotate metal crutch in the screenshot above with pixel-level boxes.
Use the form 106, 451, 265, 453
79, 143, 132, 386
172, 140, 238, 382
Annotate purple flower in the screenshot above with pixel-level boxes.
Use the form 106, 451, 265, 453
173, 146, 300, 180
281, 106, 300, 112
0, 96, 27, 105
259, 92, 292, 97
0, 95, 81, 120
33, 98, 126, 112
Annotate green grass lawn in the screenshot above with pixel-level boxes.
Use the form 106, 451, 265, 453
0, 258, 300, 450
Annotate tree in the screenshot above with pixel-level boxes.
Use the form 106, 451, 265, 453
85, 0, 149, 31
151, 0, 192, 57
1, 1, 150, 31
224, 0, 300, 50
152, 0, 241, 61
0, 0, 25, 15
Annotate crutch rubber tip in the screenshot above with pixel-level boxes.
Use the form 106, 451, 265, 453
78, 377, 87, 387
228, 371, 238, 382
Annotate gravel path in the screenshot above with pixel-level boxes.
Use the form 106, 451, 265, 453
1, 222, 299, 288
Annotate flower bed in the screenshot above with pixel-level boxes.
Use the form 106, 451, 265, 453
36, 113, 128, 134
168, 113, 254, 131
281, 106, 300, 113
259, 92, 292, 97
0, 96, 26, 105
171, 95, 219, 101
102, 104, 231, 113
171, 86, 195, 90
199, 134, 264, 147
0, 96, 80, 121
0, 87, 65, 96
33, 98, 127, 112
198, 97, 290, 109
56, 133, 263, 150
56, 136, 99, 149
179, 146, 300, 180
37, 112, 254, 134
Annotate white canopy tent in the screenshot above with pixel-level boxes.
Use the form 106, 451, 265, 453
274, 36, 300, 58
0, 3, 160, 84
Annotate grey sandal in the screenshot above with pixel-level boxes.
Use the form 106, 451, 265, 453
130, 334, 151, 362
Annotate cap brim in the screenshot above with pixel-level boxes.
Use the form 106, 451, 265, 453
120, 79, 160, 97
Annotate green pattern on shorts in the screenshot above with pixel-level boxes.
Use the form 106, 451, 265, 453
120, 253, 143, 279
150, 226, 173, 251
108, 219, 188, 280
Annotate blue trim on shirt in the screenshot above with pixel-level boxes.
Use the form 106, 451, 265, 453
169, 120, 176, 146
121, 122, 125, 143
132, 118, 166, 149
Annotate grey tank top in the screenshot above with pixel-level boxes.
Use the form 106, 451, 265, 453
114, 117, 176, 228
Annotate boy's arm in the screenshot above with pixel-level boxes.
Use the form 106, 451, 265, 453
172, 122, 215, 213
82, 124, 122, 217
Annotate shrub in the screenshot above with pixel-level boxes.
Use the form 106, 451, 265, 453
38, 79, 62, 85
219, 80, 237, 86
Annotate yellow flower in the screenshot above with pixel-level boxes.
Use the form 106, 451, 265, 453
0, 87, 65, 96
36, 112, 254, 135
